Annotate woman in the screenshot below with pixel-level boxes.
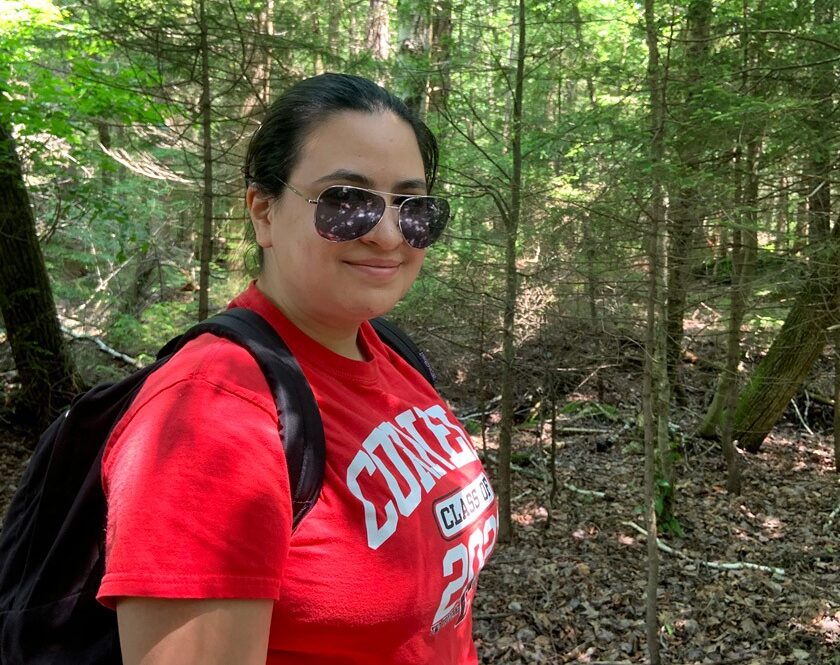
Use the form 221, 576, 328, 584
97, 73, 497, 664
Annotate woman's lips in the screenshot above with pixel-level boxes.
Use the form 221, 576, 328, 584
344, 258, 402, 279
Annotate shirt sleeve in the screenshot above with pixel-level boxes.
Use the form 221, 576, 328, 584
97, 358, 292, 609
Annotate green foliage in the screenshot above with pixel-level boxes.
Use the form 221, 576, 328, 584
463, 419, 482, 436
655, 477, 684, 538
107, 301, 196, 359
560, 400, 619, 422
510, 450, 533, 466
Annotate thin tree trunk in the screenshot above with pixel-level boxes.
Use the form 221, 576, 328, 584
0, 121, 79, 430
643, 0, 664, 659
656, 235, 672, 518
665, 0, 712, 403
429, 0, 452, 111
398, 0, 431, 117
311, 11, 324, 75
665, 192, 693, 402
806, 0, 832, 246
573, 1, 605, 402
546, 370, 557, 529
834, 328, 839, 472
349, 12, 360, 57
716, 9, 760, 491
477, 300, 487, 454
197, 0, 213, 321
497, 0, 525, 545
720, 137, 761, 494
327, 0, 340, 67
775, 176, 789, 253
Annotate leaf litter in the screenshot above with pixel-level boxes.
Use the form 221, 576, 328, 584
472, 422, 839, 665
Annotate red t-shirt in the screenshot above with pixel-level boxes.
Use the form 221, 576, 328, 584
98, 283, 497, 664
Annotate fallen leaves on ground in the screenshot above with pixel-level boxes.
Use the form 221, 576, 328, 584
473, 426, 839, 665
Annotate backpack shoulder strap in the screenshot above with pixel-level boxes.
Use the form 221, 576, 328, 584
370, 317, 437, 387
168, 308, 325, 530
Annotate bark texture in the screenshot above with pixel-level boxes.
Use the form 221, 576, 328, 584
734, 220, 840, 451
0, 121, 79, 429
642, 0, 664, 659
428, 0, 452, 111
496, 0, 525, 544
198, 0, 213, 321
665, 0, 712, 402
366, 0, 391, 61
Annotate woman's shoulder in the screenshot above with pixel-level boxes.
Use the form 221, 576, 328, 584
152, 332, 273, 400
107, 333, 277, 447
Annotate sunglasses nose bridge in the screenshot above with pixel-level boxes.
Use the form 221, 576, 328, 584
362, 199, 404, 246
382, 201, 404, 231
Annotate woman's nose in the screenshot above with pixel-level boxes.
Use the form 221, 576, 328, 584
362, 205, 404, 249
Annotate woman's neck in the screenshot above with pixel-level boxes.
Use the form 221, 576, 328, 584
255, 278, 367, 361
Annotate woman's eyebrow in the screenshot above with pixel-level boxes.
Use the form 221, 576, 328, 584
393, 178, 427, 192
314, 169, 374, 187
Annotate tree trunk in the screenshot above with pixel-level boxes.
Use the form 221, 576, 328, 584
665, 0, 712, 403
366, 0, 390, 61
665, 191, 693, 403
775, 175, 789, 253
311, 11, 324, 75
428, 0, 452, 111
398, 0, 431, 117
572, 1, 605, 402
497, 0, 525, 545
643, 0, 664, 659
734, 221, 840, 451
732, 0, 834, 450
721, 135, 760, 493
197, 0, 213, 322
0, 121, 79, 430
806, 0, 832, 246
834, 328, 839, 472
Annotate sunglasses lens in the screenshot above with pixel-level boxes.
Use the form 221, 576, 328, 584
399, 197, 450, 249
315, 186, 385, 241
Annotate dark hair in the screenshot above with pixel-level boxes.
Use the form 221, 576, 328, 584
243, 73, 439, 196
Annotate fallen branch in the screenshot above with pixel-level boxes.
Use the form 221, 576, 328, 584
790, 398, 815, 437
621, 521, 785, 578
804, 388, 835, 407
511, 463, 543, 480
564, 483, 608, 500
456, 395, 502, 422
62, 327, 142, 368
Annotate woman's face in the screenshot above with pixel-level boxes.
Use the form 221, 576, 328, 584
249, 110, 428, 333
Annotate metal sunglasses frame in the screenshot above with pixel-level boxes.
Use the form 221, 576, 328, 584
277, 180, 449, 247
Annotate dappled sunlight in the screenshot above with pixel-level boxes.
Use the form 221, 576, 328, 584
792, 606, 840, 647
615, 532, 638, 547
736, 504, 787, 541
811, 609, 840, 645
761, 516, 783, 532
572, 526, 599, 541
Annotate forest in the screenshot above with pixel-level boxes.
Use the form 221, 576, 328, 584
1, 0, 838, 662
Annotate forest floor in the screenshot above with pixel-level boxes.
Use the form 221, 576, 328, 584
470, 418, 839, 665
1, 342, 839, 665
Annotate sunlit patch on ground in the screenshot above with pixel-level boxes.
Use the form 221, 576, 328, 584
811, 609, 840, 644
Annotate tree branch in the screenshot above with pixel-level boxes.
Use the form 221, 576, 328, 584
621, 521, 785, 577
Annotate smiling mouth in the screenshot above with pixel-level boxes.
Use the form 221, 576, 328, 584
344, 259, 403, 278
345, 259, 402, 269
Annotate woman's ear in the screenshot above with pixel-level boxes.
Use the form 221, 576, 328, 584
246, 185, 273, 249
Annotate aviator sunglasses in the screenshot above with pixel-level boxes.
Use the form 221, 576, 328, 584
279, 181, 450, 249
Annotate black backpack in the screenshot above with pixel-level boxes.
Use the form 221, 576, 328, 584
0, 307, 434, 665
